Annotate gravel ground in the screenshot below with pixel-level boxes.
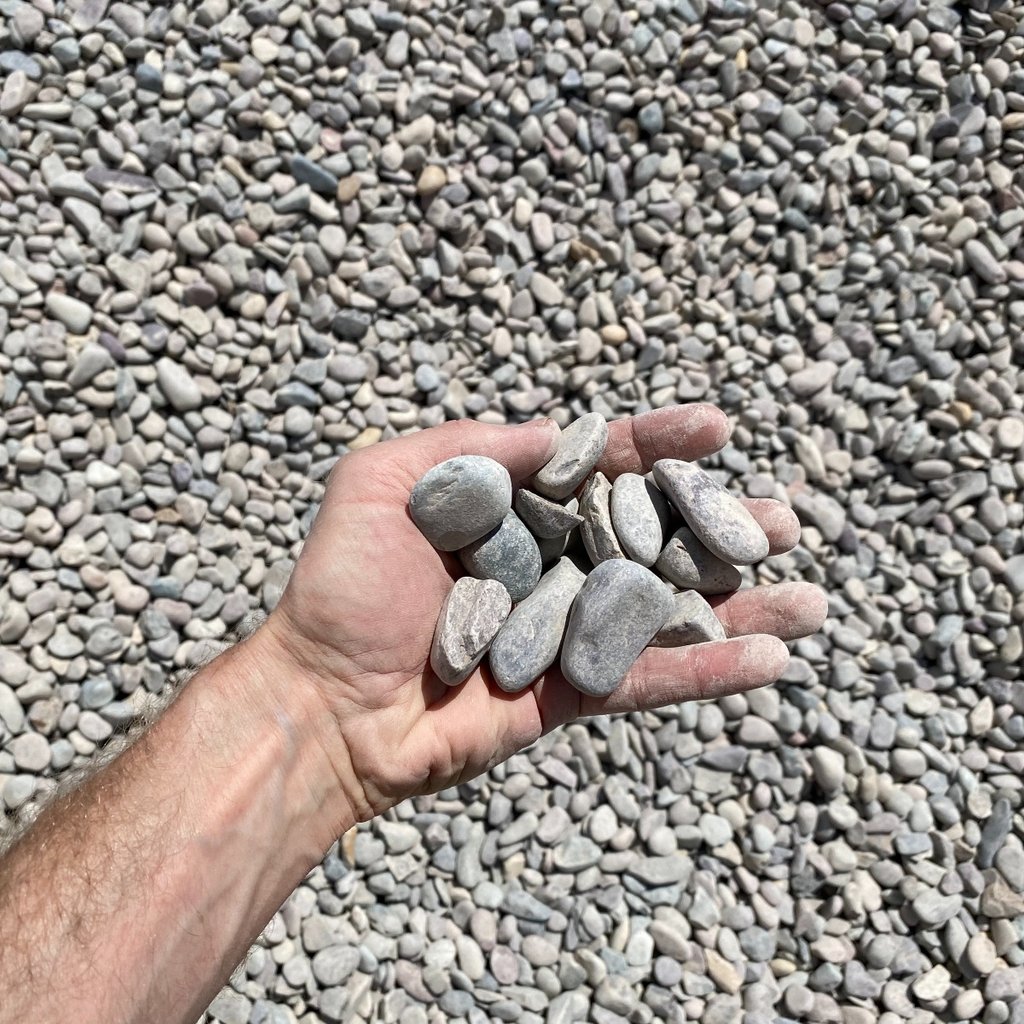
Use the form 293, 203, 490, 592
2, 0, 1024, 1020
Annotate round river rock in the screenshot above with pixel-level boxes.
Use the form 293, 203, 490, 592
409, 456, 512, 551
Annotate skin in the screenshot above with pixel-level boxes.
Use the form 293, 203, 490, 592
0, 405, 826, 1024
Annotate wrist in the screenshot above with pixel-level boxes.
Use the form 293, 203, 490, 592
200, 621, 361, 853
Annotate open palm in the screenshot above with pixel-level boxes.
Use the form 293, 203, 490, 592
270, 406, 826, 823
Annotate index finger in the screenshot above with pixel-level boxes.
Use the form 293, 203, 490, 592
597, 405, 731, 479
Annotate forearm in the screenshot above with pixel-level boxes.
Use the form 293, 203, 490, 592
0, 626, 353, 1024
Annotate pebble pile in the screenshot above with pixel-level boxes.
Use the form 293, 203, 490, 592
2, 0, 1023, 1019
414, 414, 751, 696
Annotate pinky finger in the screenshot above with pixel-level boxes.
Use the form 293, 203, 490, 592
580, 634, 790, 717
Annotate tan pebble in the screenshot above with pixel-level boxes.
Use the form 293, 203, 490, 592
336, 175, 361, 203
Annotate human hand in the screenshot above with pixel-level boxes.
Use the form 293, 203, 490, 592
263, 406, 826, 831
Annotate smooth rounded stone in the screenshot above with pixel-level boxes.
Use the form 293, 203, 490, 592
655, 526, 742, 595
409, 456, 512, 551
650, 591, 726, 648
532, 413, 609, 499
460, 511, 542, 602
653, 460, 769, 565
430, 577, 512, 686
610, 474, 666, 567
561, 560, 672, 697
514, 489, 583, 539
580, 472, 626, 565
489, 557, 587, 693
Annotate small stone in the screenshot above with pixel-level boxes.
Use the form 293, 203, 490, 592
489, 557, 586, 692
460, 512, 542, 603
156, 357, 203, 412
12, 731, 50, 772
45, 293, 92, 334
967, 933, 998, 975
655, 525, 742, 594
513, 490, 582, 539
430, 577, 512, 686
580, 472, 626, 565
811, 746, 845, 792
290, 155, 339, 195
417, 166, 447, 195
561, 560, 672, 697
912, 965, 951, 1002
653, 460, 769, 565
912, 891, 962, 926
409, 456, 512, 551
610, 474, 666, 567
965, 239, 1007, 285
650, 591, 725, 647
532, 413, 609, 499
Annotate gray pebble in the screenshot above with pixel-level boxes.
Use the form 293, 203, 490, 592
580, 472, 626, 565
430, 577, 512, 686
532, 413, 609, 499
489, 557, 587, 692
460, 511, 542, 603
410, 456, 512, 551
650, 591, 726, 647
561, 560, 672, 697
653, 460, 769, 565
514, 490, 583, 539
610, 473, 666, 567
655, 526, 742, 595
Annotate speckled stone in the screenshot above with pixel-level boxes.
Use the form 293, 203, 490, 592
610, 473, 667, 567
409, 456, 512, 551
580, 471, 625, 565
561, 560, 672, 697
460, 511, 542, 602
514, 489, 583, 539
653, 460, 769, 565
651, 590, 726, 647
489, 557, 587, 693
532, 413, 609, 499
431, 577, 512, 685
655, 526, 742, 595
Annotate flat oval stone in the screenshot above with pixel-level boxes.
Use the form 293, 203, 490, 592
652, 460, 769, 565
410, 456, 512, 551
431, 577, 512, 685
580, 471, 625, 565
532, 413, 609, 499
655, 526, 742, 595
561, 560, 672, 697
460, 511, 542, 602
651, 590, 727, 647
514, 489, 583, 539
610, 473, 667, 567
489, 557, 587, 692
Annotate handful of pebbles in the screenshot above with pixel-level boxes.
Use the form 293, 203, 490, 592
411, 415, 772, 697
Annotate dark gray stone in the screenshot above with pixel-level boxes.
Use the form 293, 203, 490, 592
655, 526, 742, 594
431, 577, 512, 686
514, 489, 582, 539
651, 590, 726, 647
653, 460, 768, 565
610, 473, 666, 567
489, 557, 586, 692
580, 471, 625, 565
532, 413, 609, 499
409, 456, 512, 551
561, 560, 672, 697
460, 511, 542, 602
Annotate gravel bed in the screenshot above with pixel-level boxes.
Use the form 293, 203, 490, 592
1, 0, 1023, 1020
